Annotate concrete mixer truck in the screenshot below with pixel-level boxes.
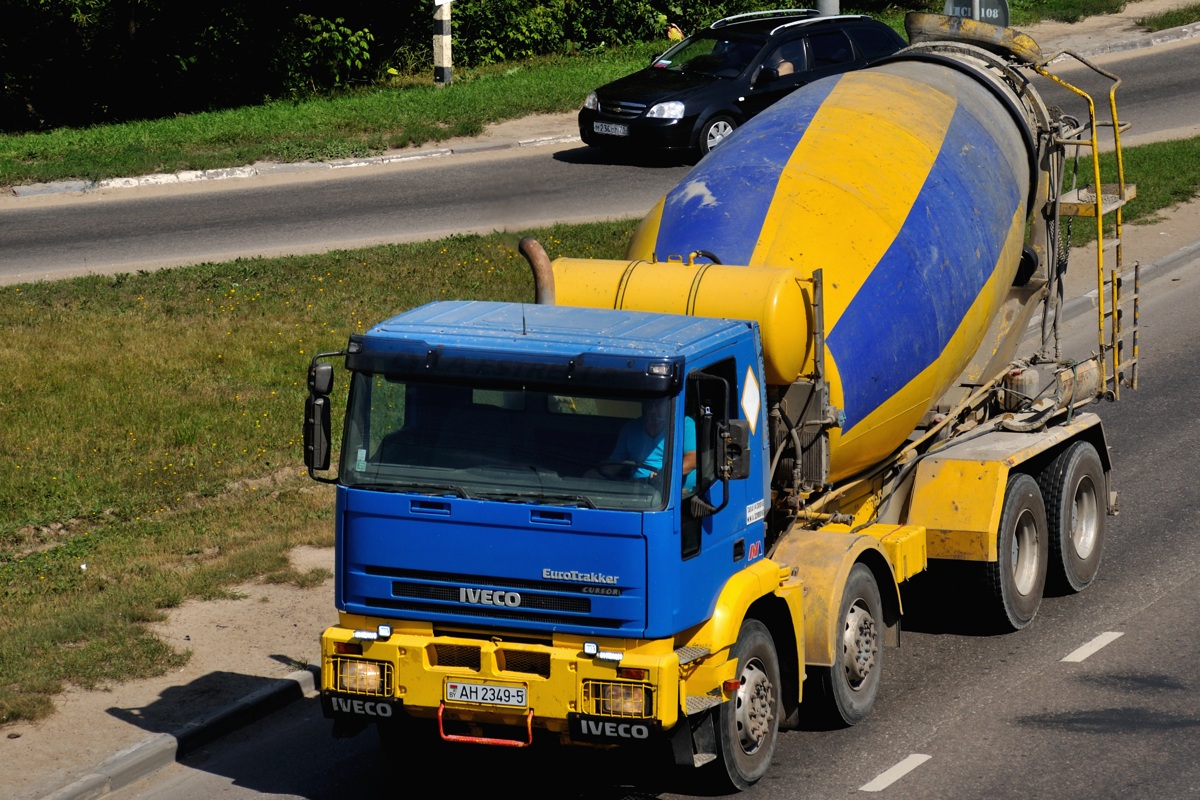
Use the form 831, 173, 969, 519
302, 13, 1138, 790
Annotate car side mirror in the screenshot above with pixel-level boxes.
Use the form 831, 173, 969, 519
755, 66, 780, 86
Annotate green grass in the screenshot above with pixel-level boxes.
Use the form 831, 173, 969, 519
1009, 0, 1128, 25
1069, 137, 1200, 246
0, 46, 660, 187
1137, 2, 1200, 31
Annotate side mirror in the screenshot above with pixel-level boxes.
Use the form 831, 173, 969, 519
755, 66, 780, 86
304, 358, 338, 478
309, 363, 334, 396
723, 419, 751, 480
304, 395, 331, 472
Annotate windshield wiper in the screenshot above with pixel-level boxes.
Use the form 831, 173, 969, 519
477, 490, 597, 509
351, 481, 471, 499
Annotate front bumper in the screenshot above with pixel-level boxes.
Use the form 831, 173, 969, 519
578, 109, 697, 152
320, 616, 735, 745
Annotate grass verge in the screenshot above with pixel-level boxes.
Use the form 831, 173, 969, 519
1137, 2, 1200, 31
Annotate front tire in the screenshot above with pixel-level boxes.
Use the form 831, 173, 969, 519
714, 619, 780, 790
698, 115, 736, 155
986, 473, 1049, 630
1038, 442, 1105, 593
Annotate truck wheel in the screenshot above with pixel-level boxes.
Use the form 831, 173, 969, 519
699, 115, 736, 155
986, 473, 1049, 630
1038, 442, 1105, 593
714, 619, 780, 790
814, 563, 883, 726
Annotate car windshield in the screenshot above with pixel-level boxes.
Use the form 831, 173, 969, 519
340, 373, 680, 511
653, 34, 763, 78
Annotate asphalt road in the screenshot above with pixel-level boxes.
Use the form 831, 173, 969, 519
2, 38, 1199, 285
107, 253, 1200, 800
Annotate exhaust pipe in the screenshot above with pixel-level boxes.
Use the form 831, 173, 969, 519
520, 237, 555, 305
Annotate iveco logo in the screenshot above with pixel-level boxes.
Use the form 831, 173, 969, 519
459, 588, 521, 607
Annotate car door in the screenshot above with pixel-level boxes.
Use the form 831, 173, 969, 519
738, 36, 809, 118
800, 29, 862, 83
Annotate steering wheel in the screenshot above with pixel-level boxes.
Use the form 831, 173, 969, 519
594, 460, 639, 480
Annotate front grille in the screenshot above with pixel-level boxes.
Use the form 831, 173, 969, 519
583, 680, 655, 718
431, 643, 481, 670
499, 649, 551, 677
365, 596, 623, 628
328, 656, 393, 697
390, 582, 590, 614
599, 99, 647, 119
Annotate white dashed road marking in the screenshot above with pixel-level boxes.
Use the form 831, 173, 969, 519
860, 754, 932, 792
1062, 631, 1124, 663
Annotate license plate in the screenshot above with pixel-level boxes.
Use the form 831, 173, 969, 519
445, 680, 527, 707
593, 122, 629, 137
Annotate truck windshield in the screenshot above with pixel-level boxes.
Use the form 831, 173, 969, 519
340, 373, 679, 511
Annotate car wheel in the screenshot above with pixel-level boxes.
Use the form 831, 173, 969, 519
698, 115, 736, 156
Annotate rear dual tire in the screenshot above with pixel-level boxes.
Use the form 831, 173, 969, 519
986, 473, 1049, 631
1039, 442, 1106, 593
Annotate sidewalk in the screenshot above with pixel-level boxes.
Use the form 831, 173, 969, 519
6, 4, 1200, 799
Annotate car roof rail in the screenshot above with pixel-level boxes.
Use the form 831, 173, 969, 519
710, 8, 820, 29
769, 14, 868, 35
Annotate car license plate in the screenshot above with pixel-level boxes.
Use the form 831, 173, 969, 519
593, 122, 629, 137
445, 680, 527, 707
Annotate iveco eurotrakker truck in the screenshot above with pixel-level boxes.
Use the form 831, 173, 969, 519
303, 14, 1138, 789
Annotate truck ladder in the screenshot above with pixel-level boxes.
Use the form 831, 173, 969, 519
1035, 53, 1139, 400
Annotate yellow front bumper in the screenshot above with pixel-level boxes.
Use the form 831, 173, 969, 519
320, 615, 727, 738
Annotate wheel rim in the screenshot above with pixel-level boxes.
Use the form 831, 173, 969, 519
841, 601, 878, 690
1011, 508, 1040, 595
734, 657, 775, 755
707, 120, 733, 149
1070, 474, 1100, 559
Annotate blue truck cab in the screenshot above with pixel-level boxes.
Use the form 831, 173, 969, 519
304, 299, 788, 772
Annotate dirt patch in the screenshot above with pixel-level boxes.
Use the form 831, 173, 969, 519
1, 546, 335, 800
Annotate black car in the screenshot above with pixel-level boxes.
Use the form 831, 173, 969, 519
579, 10, 907, 157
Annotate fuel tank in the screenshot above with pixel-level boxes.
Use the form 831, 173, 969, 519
554, 47, 1041, 483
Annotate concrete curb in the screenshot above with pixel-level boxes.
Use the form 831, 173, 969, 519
39, 667, 319, 800
9, 134, 581, 198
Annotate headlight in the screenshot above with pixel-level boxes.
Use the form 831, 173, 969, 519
646, 101, 685, 120
584, 91, 599, 111
339, 660, 382, 693
598, 684, 651, 717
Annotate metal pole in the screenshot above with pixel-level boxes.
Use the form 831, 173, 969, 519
817, 0, 840, 15
434, 1, 452, 85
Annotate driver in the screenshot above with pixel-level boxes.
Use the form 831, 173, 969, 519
604, 400, 696, 489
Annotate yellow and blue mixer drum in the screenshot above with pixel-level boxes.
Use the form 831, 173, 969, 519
622, 58, 1037, 481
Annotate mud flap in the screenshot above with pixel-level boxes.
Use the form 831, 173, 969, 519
670, 707, 719, 767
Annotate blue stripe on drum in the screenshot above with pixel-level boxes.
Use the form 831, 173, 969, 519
827, 101, 1023, 431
